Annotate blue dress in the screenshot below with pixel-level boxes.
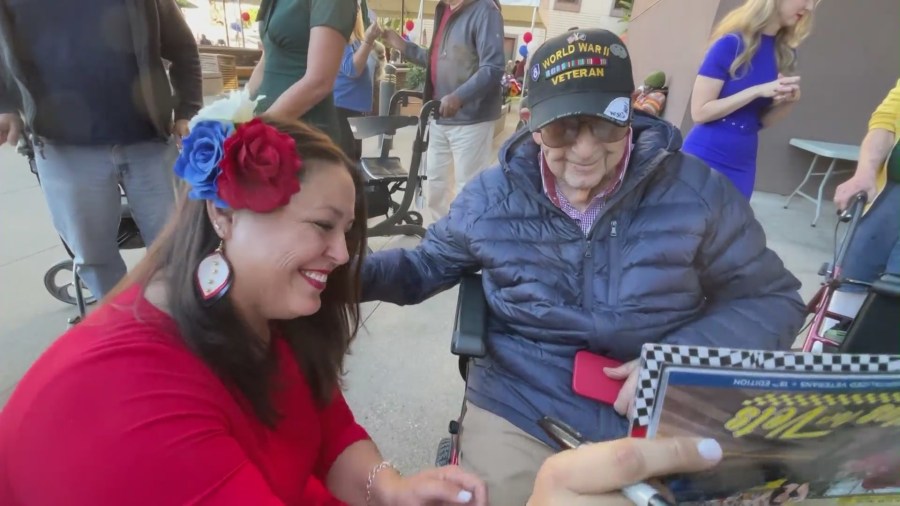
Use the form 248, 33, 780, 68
334, 41, 375, 114
683, 33, 778, 199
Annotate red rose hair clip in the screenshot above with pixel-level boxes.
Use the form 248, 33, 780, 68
218, 118, 303, 213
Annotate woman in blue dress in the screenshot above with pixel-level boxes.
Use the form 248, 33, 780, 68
334, 6, 382, 160
683, 0, 818, 199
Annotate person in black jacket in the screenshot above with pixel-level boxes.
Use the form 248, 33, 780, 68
0, 0, 202, 299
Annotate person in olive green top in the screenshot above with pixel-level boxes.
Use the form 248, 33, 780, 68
247, 0, 358, 143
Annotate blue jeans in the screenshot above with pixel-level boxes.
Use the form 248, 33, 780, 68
34, 139, 178, 299
840, 181, 900, 292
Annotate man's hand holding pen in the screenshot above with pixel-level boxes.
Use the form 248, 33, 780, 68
530, 417, 723, 506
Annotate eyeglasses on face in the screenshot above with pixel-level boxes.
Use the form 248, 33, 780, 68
539, 115, 630, 148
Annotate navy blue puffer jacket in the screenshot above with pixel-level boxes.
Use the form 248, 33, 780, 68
361, 113, 806, 447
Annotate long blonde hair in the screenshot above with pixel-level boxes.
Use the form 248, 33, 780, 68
351, 6, 366, 43
710, 0, 815, 78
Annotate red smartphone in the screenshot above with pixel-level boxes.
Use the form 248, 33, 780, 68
572, 350, 625, 406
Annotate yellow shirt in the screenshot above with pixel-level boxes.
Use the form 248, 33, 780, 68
869, 78, 900, 209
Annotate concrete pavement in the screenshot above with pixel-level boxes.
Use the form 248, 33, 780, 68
0, 112, 841, 477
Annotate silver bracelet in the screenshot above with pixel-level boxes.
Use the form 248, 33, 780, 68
366, 461, 399, 506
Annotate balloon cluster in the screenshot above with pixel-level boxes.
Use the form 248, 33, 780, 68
402, 19, 415, 42
519, 31, 533, 58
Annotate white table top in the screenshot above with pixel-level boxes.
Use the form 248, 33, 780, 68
789, 138, 860, 161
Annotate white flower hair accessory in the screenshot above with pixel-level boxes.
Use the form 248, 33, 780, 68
187, 89, 266, 130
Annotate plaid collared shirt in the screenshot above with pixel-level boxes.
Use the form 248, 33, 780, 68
540, 129, 633, 236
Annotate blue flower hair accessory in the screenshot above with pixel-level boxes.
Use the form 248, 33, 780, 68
173, 89, 265, 209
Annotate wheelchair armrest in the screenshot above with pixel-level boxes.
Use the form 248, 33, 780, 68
872, 274, 900, 298
451, 272, 488, 358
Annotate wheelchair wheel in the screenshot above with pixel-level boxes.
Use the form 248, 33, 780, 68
435, 437, 453, 467
403, 211, 423, 226
43, 259, 97, 306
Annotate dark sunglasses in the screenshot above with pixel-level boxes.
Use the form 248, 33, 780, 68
539, 116, 629, 148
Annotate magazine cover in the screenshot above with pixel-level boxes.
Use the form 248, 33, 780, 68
647, 365, 900, 504
629, 345, 900, 432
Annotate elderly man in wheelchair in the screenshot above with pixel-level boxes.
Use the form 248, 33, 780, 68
361, 29, 807, 506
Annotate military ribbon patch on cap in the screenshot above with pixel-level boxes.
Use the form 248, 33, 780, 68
544, 56, 607, 80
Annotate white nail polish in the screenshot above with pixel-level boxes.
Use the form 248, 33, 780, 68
698, 438, 723, 461
456, 490, 473, 503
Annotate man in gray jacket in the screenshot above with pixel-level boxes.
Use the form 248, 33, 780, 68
382, 0, 505, 219
0, 0, 201, 300
363, 29, 806, 505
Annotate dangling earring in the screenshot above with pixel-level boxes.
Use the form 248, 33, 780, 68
196, 240, 233, 305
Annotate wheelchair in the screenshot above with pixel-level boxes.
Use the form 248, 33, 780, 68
436, 271, 489, 466
17, 132, 145, 326
348, 91, 440, 240
800, 192, 900, 354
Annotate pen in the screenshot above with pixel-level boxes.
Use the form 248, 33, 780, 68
622, 482, 674, 506
538, 416, 675, 506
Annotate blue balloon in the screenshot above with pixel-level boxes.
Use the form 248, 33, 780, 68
519, 44, 528, 57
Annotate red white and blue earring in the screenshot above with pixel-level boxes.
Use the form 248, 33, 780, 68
196, 223, 232, 305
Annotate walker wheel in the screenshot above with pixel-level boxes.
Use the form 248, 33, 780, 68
43, 259, 97, 306
405, 212, 423, 226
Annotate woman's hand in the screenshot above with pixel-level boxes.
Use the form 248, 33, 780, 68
755, 74, 801, 99
772, 73, 801, 105
527, 437, 723, 506
374, 466, 487, 506
0, 112, 22, 147
365, 21, 383, 45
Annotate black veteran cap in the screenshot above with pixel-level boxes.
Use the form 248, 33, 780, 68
526, 28, 635, 130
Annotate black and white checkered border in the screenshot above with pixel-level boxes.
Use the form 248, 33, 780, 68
631, 345, 756, 427
629, 344, 900, 429
756, 351, 900, 372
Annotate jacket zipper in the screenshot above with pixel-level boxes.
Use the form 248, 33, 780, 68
436, 3, 462, 62
607, 219, 621, 305
582, 240, 593, 312
434, 0, 479, 68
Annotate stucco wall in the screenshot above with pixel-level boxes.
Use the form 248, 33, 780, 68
627, 0, 900, 195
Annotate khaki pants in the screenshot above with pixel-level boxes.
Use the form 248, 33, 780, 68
458, 402, 555, 506
424, 120, 496, 220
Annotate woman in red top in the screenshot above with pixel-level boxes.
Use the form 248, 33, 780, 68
0, 94, 486, 506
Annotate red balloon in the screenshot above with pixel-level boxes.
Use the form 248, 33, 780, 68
241, 11, 250, 21
523, 31, 533, 43
405, 19, 415, 31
